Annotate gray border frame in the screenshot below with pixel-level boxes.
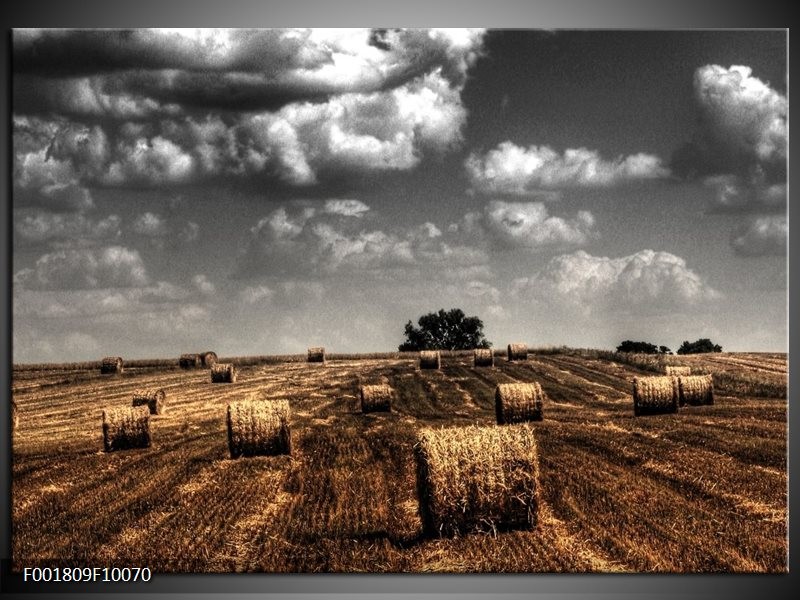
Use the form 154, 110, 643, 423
1, 1, 793, 597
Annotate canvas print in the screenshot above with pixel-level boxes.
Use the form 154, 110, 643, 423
11, 29, 787, 573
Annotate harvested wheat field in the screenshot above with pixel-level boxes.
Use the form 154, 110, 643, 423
10, 349, 787, 573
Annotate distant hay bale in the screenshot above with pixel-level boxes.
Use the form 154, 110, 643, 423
102, 406, 151, 452
131, 388, 166, 415
200, 351, 218, 368
473, 348, 494, 367
419, 350, 441, 370
211, 363, 237, 383
665, 365, 692, 376
507, 343, 528, 361
360, 384, 394, 413
307, 347, 326, 363
179, 353, 202, 369
632, 376, 678, 415
678, 374, 714, 406
100, 356, 123, 375
415, 423, 540, 537
495, 382, 544, 424
227, 399, 291, 458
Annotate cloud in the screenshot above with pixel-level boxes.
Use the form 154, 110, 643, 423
671, 65, 786, 211
237, 201, 488, 278
323, 199, 370, 217
192, 274, 216, 295
451, 200, 596, 251
14, 29, 484, 110
178, 221, 200, 243
731, 215, 787, 257
239, 284, 275, 305
14, 245, 149, 290
13, 29, 485, 190
15, 211, 121, 246
466, 141, 669, 194
513, 249, 721, 316
132, 212, 168, 237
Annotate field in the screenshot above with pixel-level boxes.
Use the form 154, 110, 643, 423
10, 349, 788, 573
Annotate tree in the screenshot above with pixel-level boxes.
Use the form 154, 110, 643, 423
659, 345, 673, 355
616, 340, 659, 354
676, 338, 722, 354
398, 308, 491, 351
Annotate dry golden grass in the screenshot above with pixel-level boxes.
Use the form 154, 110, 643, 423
419, 350, 441, 370
473, 348, 494, 367
227, 399, 291, 458
664, 365, 691, 376
495, 382, 544, 424
10, 350, 787, 573
415, 423, 539, 537
307, 347, 326, 363
632, 376, 678, 416
102, 406, 151, 452
131, 388, 166, 415
100, 356, 123, 375
360, 384, 394, 413
507, 343, 528, 361
211, 363, 237, 383
678, 374, 714, 406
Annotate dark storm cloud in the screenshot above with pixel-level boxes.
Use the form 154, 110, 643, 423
13, 29, 485, 191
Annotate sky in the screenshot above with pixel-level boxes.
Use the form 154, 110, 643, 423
11, 28, 788, 363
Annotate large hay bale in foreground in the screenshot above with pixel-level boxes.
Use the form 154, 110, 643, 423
495, 382, 544, 424
102, 406, 151, 452
473, 348, 494, 367
419, 350, 441, 370
227, 399, 291, 458
632, 376, 678, 415
415, 423, 540, 537
307, 347, 326, 363
179, 353, 202, 369
678, 374, 714, 406
200, 351, 218, 367
131, 388, 166, 415
211, 363, 237, 383
665, 365, 692, 376
100, 356, 123, 375
360, 384, 394, 413
507, 343, 528, 361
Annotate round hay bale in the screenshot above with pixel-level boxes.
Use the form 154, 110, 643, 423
665, 365, 692, 376
211, 363, 237, 383
131, 388, 166, 415
632, 376, 678, 415
495, 382, 544, 424
507, 343, 528, 362
473, 348, 494, 367
102, 406, 151, 452
678, 374, 714, 406
307, 347, 326, 363
100, 356, 123, 375
360, 384, 394, 413
227, 399, 291, 458
179, 353, 202, 369
415, 423, 540, 537
419, 350, 441, 370
200, 351, 218, 368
